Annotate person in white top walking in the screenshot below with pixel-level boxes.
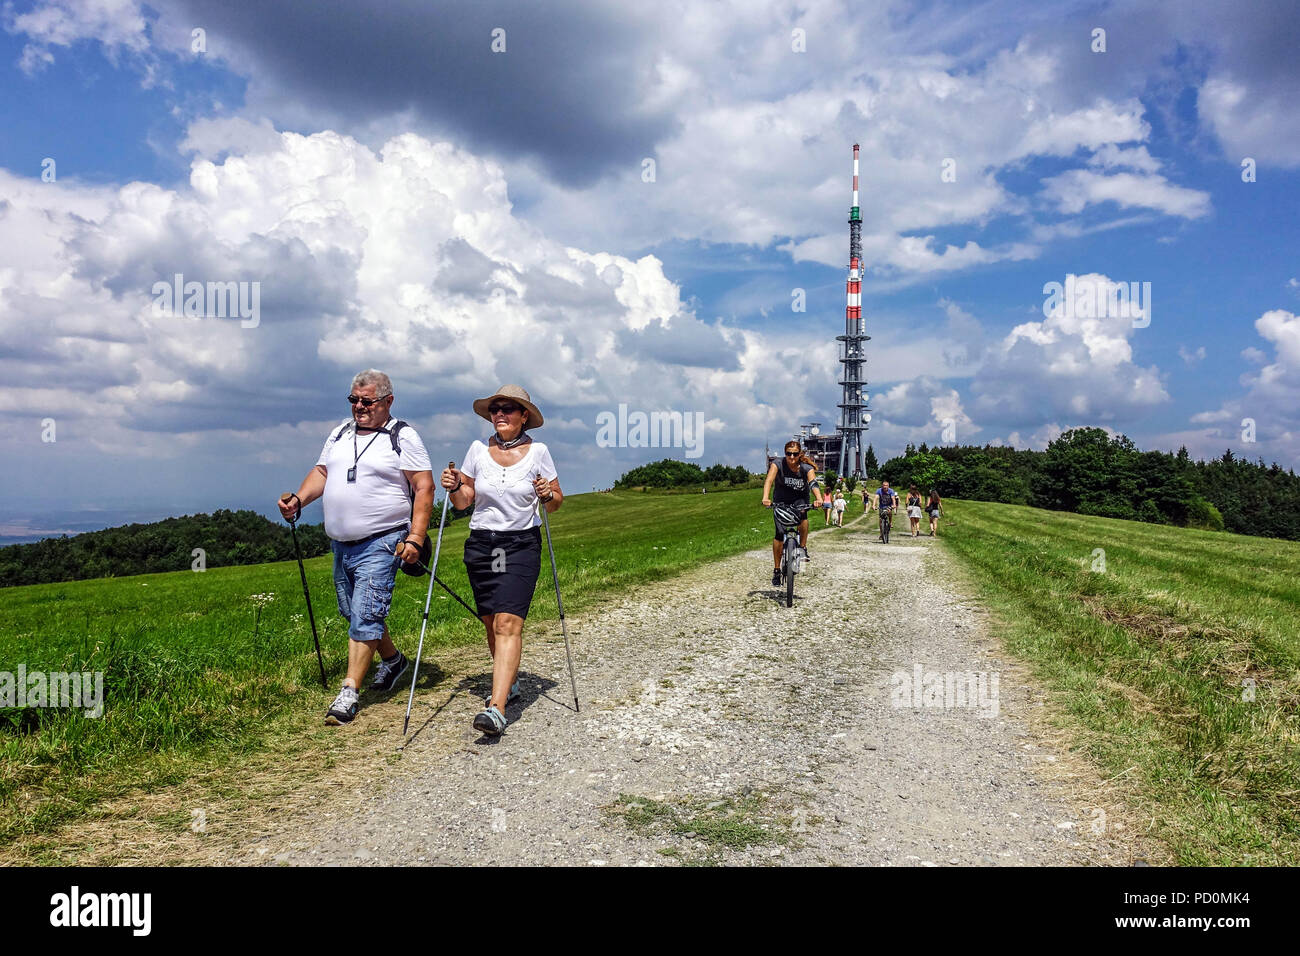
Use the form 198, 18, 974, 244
441, 385, 562, 737
277, 370, 435, 726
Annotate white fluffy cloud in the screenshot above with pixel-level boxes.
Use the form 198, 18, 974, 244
1169, 310, 1300, 463
968, 273, 1169, 429
0, 128, 829, 492
1199, 74, 1300, 169
5, 0, 1228, 285
6, 0, 152, 76
1040, 169, 1211, 219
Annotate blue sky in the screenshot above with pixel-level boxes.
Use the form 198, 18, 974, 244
2, 0, 1298, 540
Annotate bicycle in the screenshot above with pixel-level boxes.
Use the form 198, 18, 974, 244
879, 505, 894, 544
770, 502, 809, 607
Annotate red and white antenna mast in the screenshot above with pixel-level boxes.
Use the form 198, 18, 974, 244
835, 144, 869, 478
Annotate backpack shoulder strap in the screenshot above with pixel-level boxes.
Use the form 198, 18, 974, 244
331, 421, 353, 443
388, 420, 408, 455
387, 421, 415, 506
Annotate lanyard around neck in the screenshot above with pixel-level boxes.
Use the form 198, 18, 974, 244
353, 428, 383, 467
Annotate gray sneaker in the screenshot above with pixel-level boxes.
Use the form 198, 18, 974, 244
484, 680, 521, 709
325, 686, 360, 725
370, 651, 409, 692
473, 705, 507, 737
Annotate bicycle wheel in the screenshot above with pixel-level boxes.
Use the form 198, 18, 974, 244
882, 513, 891, 544
785, 546, 796, 607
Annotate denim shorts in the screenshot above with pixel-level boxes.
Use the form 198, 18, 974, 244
331, 528, 404, 642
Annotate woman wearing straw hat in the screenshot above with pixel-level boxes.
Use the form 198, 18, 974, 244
441, 385, 561, 737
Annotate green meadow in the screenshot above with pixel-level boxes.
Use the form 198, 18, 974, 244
4, 489, 1298, 865
0, 487, 777, 843
941, 500, 1300, 865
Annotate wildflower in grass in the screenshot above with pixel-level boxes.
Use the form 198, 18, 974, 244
250, 592, 276, 640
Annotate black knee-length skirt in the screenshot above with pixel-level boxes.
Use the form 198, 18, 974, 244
463, 526, 543, 618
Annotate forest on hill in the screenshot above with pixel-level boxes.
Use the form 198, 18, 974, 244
874, 427, 1300, 540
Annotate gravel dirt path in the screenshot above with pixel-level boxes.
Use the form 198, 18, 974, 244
233, 517, 1145, 866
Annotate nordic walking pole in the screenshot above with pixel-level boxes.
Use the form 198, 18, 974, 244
403, 463, 455, 736
281, 493, 327, 689
537, 472, 580, 712
384, 544, 478, 621
431, 574, 477, 619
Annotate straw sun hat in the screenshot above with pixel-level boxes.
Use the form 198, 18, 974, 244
472, 384, 544, 429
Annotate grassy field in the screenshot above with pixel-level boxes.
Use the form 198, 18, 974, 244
7, 488, 1296, 865
0, 487, 779, 845
941, 499, 1300, 865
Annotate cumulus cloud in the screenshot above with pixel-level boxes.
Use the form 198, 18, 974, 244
1186, 310, 1300, 463
0, 127, 833, 494
937, 298, 985, 372
1199, 74, 1300, 169
5, 0, 154, 78
968, 273, 1169, 430
988, 422, 1066, 451
6, 0, 1230, 281
867, 376, 974, 447
1040, 169, 1211, 219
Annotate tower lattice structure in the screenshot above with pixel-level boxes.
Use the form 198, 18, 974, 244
835, 143, 869, 479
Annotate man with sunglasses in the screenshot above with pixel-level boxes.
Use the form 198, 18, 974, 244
761, 441, 825, 588
277, 369, 435, 725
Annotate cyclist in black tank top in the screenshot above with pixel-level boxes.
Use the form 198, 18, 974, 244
761, 440, 825, 587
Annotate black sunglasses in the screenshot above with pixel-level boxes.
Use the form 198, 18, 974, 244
348, 394, 389, 407
785, 451, 800, 457
488, 403, 522, 415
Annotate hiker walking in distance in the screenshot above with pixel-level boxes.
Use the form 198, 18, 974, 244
442, 385, 561, 738
277, 369, 435, 725
927, 489, 943, 536
906, 485, 924, 537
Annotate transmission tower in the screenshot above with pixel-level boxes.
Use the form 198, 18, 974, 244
836, 143, 870, 478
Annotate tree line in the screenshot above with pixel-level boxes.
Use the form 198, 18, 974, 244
0, 510, 331, 588
872, 427, 1300, 540
614, 460, 753, 489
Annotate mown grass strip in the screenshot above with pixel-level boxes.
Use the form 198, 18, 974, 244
942, 499, 1300, 864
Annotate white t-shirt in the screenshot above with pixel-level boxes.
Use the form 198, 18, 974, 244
461, 437, 558, 532
317, 420, 432, 542
833, 497, 846, 512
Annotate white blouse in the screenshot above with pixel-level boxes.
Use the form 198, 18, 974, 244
460, 438, 558, 531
